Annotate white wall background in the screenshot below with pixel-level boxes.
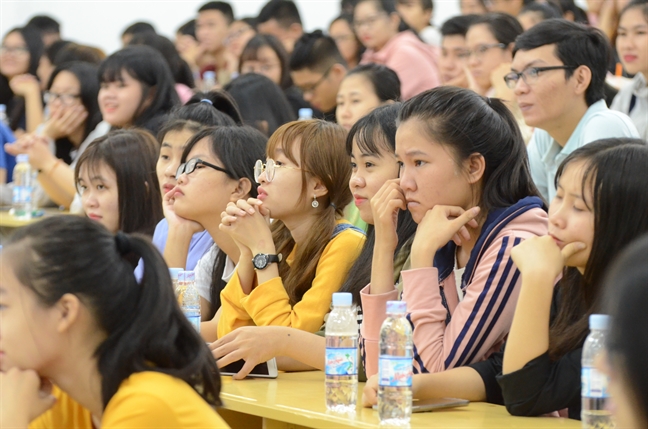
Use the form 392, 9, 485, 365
1, 0, 461, 56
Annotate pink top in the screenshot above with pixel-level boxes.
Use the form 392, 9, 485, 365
175, 83, 194, 104
360, 31, 441, 100
360, 205, 548, 377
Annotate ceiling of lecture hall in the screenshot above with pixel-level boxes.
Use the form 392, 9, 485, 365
1, 0, 461, 55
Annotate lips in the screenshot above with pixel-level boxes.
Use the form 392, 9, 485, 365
549, 233, 564, 248
354, 195, 367, 206
257, 187, 268, 201
623, 54, 638, 63
87, 213, 102, 221
163, 184, 175, 194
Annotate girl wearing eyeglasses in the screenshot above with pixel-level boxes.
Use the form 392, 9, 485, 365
164, 125, 267, 322
207, 119, 365, 341
74, 129, 163, 237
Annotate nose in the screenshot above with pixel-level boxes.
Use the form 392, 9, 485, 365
548, 199, 567, 230
349, 171, 365, 189
398, 166, 414, 193
176, 172, 188, 185
513, 76, 529, 96
339, 103, 351, 119
165, 162, 177, 179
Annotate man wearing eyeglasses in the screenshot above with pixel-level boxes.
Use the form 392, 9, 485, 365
505, 19, 638, 202
289, 31, 348, 122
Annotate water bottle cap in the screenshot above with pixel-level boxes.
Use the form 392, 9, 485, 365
332, 292, 352, 307
298, 108, 313, 118
589, 314, 610, 330
16, 154, 29, 163
0, 104, 6, 112
168, 268, 183, 280
203, 71, 216, 79
386, 301, 406, 314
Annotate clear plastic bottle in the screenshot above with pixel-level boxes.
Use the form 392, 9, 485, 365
325, 292, 358, 414
582, 314, 614, 429
169, 268, 183, 295
378, 301, 413, 426
298, 108, 313, 120
178, 270, 201, 333
202, 71, 216, 92
0, 104, 9, 127
12, 154, 33, 220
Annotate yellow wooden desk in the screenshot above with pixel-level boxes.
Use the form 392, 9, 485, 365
219, 371, 580, 429
0, 208, 70, 228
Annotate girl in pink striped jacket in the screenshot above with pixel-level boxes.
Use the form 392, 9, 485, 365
361, 86, 548, 376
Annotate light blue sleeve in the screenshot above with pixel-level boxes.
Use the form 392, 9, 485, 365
580, 111, 640, 144
526, 132, 549, 203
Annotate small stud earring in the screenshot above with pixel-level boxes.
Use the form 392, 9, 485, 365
312, 195, 319, 208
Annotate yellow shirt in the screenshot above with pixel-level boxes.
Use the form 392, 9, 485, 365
29, 372, 230, 429
217, 221, 365, 338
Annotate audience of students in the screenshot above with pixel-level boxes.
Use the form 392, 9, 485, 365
329, 13, 365, 70
3, 3, 648, 427
289, 31, 348, 121
508, 19, 639, 202
611, 0, 648, 139
256, 0, 304, 54
354, 0, 441, 100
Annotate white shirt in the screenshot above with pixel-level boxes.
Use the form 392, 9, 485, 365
195, 244, 236, 303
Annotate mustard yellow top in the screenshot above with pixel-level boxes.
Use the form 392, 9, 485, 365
30, 372, 229, 429
217, 221, 365, 338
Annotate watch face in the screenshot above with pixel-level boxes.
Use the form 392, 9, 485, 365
253, 253, 268, 269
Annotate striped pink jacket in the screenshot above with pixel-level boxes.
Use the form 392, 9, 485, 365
360, 197, 548, 377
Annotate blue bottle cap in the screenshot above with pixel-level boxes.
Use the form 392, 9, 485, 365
589, 314, 610, 330
386, 301, 407, 314
332, 292, 352, 307
16, 154, 29, 163
298, 108, 313, 118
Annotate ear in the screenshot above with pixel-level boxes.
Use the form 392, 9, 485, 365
464, 153, 486, 185
289, 23, 303, 39
572, 65, 592, 97
54, 293, 82, 334
389, 12, 401, 31
231, 177, 253, 201
309, 177, 329, 198
330, 63, 347, 81
564, 11, 575, 21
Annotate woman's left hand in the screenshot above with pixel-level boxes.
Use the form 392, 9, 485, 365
0, 368, 56, 427
362, 375, 379, 407
411, 205, 480, 268
4, 134, 54, 171
511, 235, 585, 280
220, 198, 273, 253
9, 74, 41, 98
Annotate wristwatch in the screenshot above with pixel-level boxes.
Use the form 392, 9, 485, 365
252, 253, 282, 270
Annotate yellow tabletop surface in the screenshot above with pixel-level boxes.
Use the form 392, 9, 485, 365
0, 208, 71, 228
220, 371, 580, 429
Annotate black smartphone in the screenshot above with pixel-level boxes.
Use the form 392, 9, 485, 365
219, 358, 278, 378
373, 397, 469, 413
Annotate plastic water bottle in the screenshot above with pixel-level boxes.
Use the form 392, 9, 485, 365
325, 292, 358, 413
378, 301, 413, 426
202, 71, 216, 91
178, 270, 201, 333
0, 104, 8, 126
169, 267, 183, 294
12, 154, 33, 220
298, 108, 313, 120
582, 314, 614, 429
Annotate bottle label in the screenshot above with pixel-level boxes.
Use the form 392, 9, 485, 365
325, 348, 357, 376
582, 367, 609, 398
378, 356, 412, 387
185, 313, 201, 333
12, 186, 32, 204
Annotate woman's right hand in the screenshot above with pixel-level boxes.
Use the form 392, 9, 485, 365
370, 179, 407, 254
362, 374, 379, 407
163, 187, 204, 235
42, 105, 88, 141
8, 74, 41, 98
0, 368, 56, 427
4, 134, 54, 172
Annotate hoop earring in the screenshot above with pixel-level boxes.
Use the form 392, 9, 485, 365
312, 195, 319, 208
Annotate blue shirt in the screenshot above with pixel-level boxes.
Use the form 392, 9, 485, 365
151, 218, 214, 270
527, 99, 639, 202
0, 123, 16, 179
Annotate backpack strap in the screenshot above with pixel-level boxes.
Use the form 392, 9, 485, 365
331, 223, 365, 239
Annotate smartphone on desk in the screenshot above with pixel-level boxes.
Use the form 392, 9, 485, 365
219, 358, 278, 378
373, 397, 469, 413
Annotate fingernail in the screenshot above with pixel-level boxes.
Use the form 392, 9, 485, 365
472, 207, 480, 215
248, 208, 255, 214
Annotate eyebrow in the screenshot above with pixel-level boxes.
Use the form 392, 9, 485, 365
511, 59, 547, 72
403, 149, 429, 157
161, 142, 172, 148
89, 175, 108, 182
618, 24, 648, 30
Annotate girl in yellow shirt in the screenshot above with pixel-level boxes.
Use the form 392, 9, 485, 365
207, 119, 366, 341
0, 216, 229, 429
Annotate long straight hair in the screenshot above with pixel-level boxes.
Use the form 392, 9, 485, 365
548, 138, 648, 359
267, 120, 354, 305
3, 216, 222, 408
339, 104, 416, 306
179, 126, 268, 318
74, 129, 163, 236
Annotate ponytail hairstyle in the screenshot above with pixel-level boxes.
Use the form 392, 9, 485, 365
548, 138, 648, 360
98, 45, 180, 133
75, 129, 163, 236
267, 120, 354, 305
3, 216, 222, 408
339, 104, 416, 306
179, 125, 268, 318
398, 86, 543, 218
345, 63, 401, 103
170, 90, 242, 125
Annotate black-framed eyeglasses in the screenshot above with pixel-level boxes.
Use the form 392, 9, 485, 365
503, 65, 579, 89
176, 158, 232, 178
467, 43, 506, 59
299, 65, 333, 95
44, 91, 81, 106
